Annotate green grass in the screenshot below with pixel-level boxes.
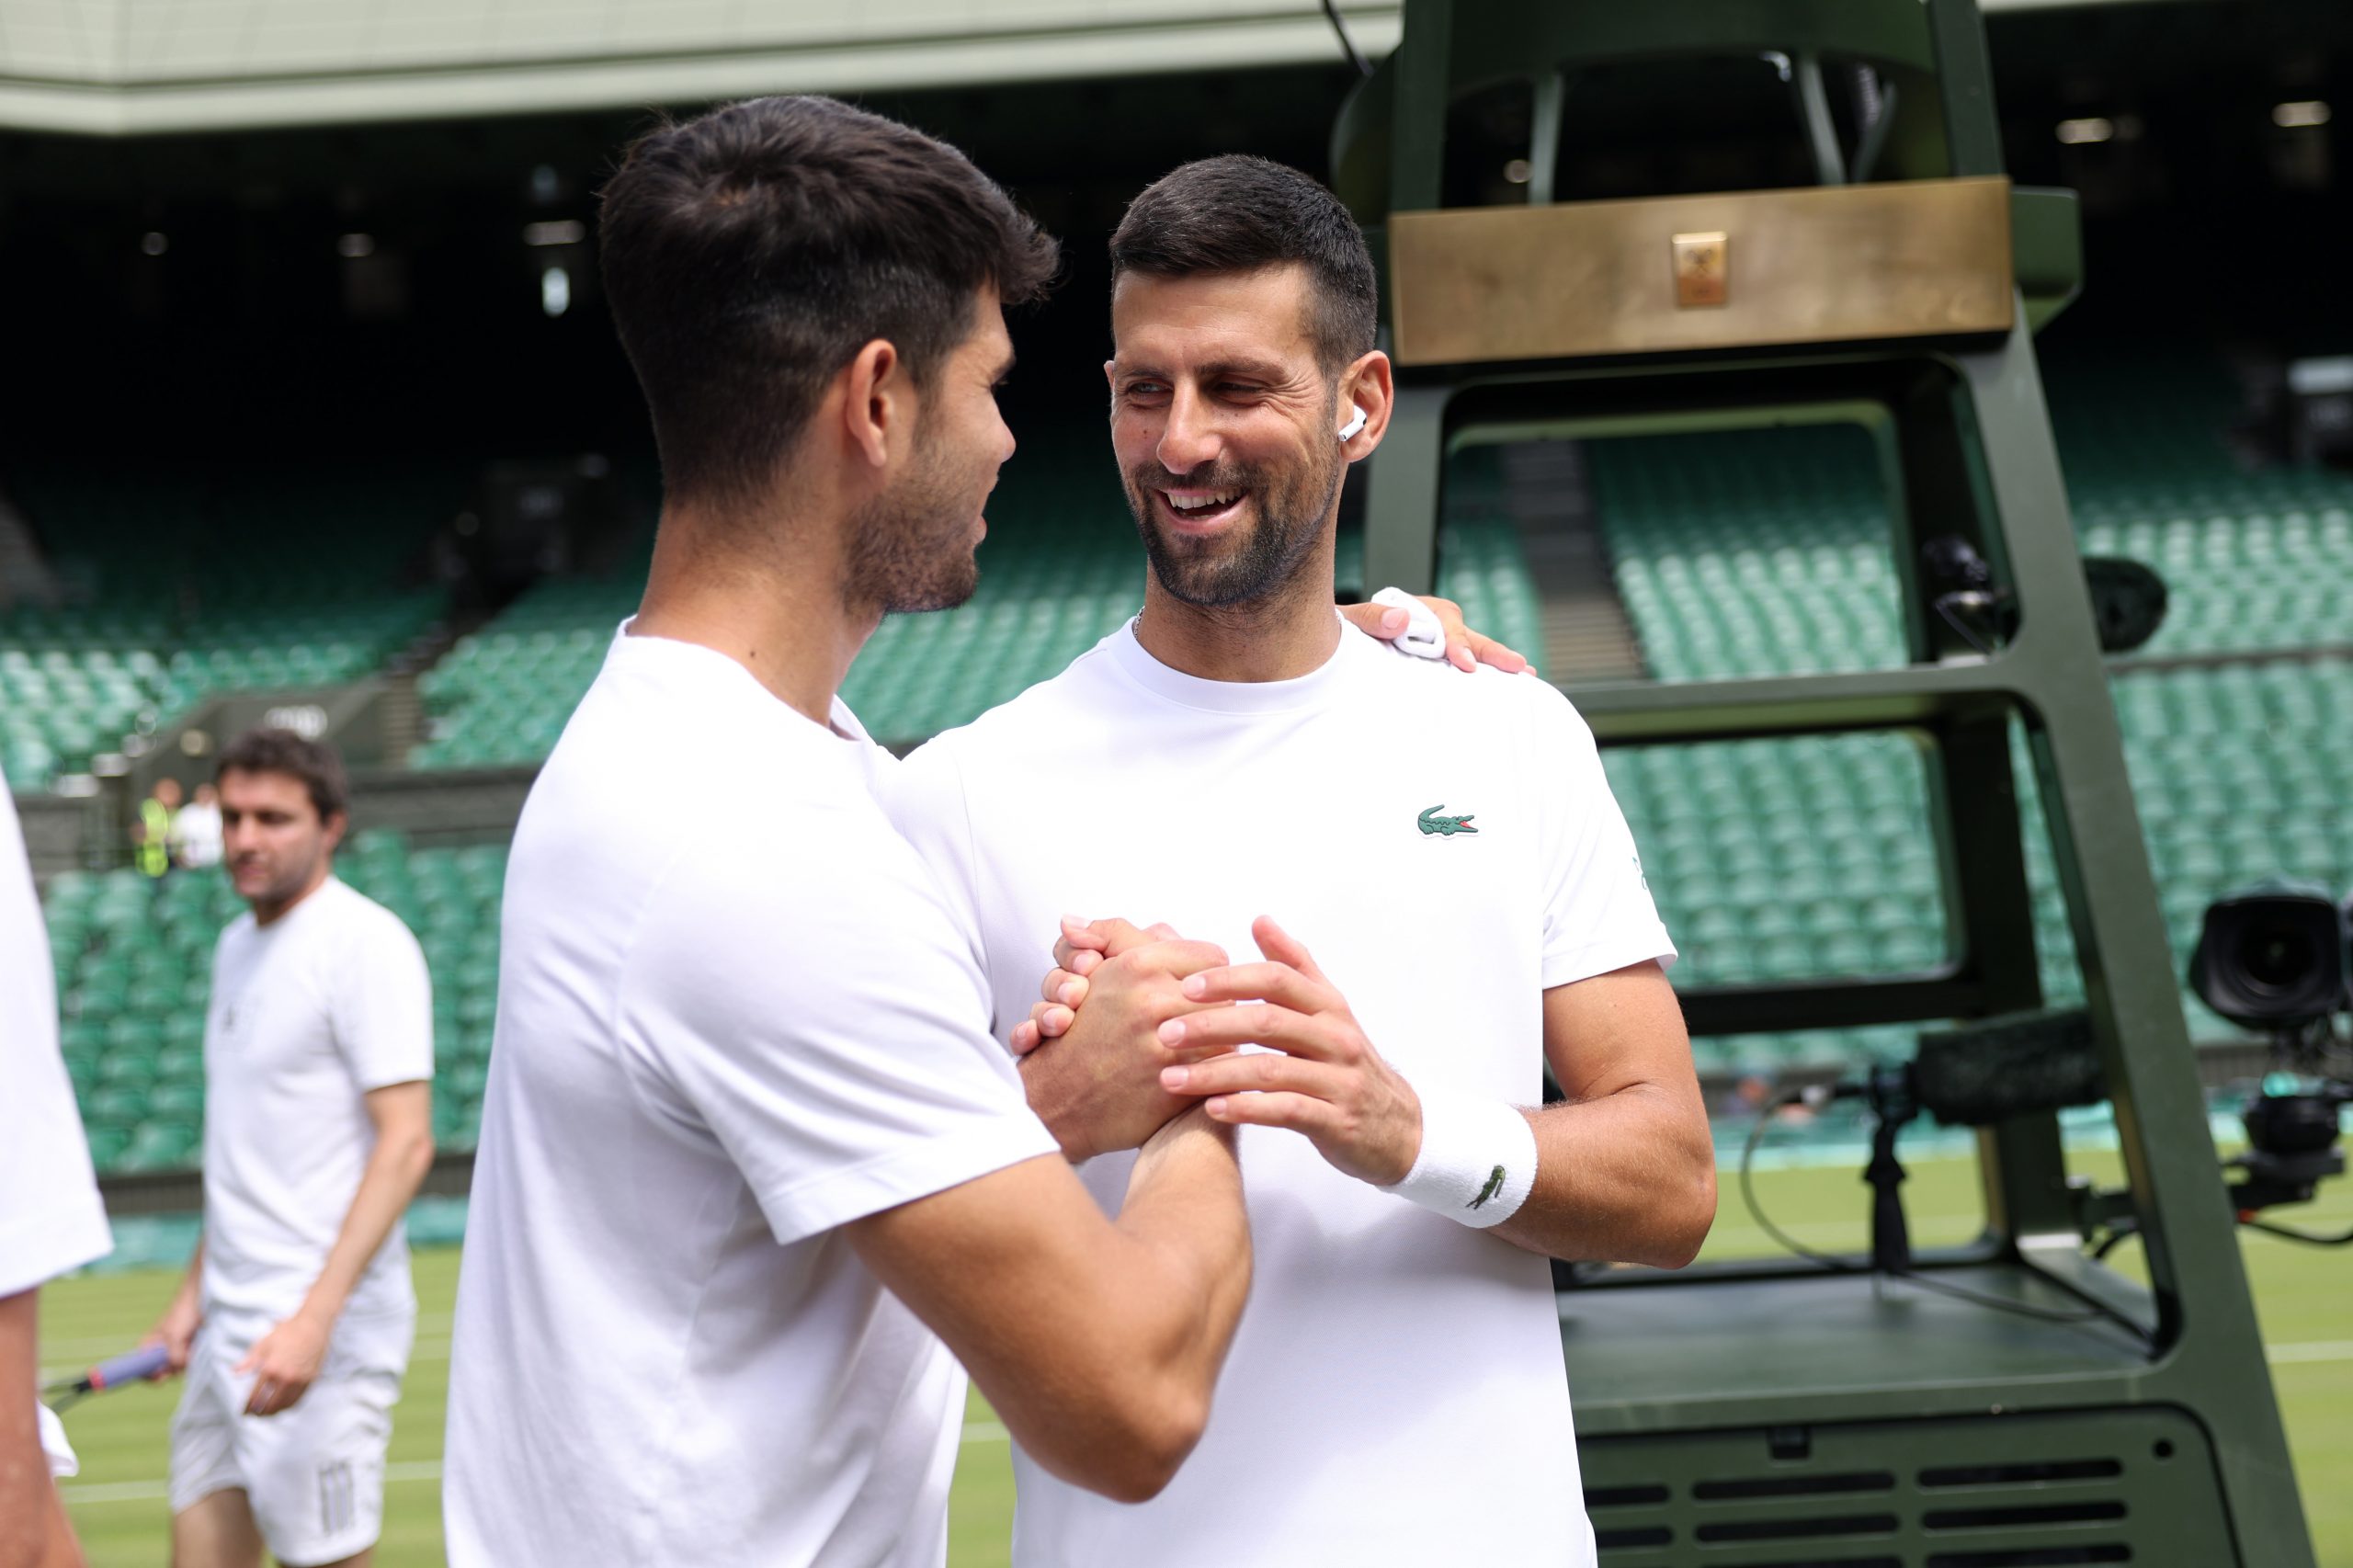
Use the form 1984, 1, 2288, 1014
40, 1156, 2351, 1566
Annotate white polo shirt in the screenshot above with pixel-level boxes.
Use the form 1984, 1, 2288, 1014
888, 619, 1675, 1568
201, 876, 433, 1331
2, 788, 113, 1477
444, 629, 1060, 1568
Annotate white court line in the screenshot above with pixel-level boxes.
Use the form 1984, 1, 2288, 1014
2267, 1340, 2353, 1365
62, 1425, 1013, 1506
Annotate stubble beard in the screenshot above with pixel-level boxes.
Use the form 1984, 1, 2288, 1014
844, 426, 983, 616
1124, 442, 1346, 612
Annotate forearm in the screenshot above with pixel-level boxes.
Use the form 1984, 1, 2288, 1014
0, 1294, 43, 1568
1490, 1084, 1716, 1267
969, 1116, 1249, 1499
295, 1123, 434, 1327
171, 1237, 205, 1312
1106, 1113, 1252, 1406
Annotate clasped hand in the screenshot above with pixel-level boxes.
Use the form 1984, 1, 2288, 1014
1017, 915, 1422, 1187
1012, 918, 1234, 1163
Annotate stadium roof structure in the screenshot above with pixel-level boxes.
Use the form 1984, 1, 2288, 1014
0, 0, 2180, 136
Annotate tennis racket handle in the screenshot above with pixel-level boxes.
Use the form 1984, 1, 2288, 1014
91, 1345, 171, 1389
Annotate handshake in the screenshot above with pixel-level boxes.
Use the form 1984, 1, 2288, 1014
1008, 915, 1425, 1188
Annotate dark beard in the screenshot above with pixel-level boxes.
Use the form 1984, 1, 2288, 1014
1125, 447, 1345, 610
844, 436, 982, 615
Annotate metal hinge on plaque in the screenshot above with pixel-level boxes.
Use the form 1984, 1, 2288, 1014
1673, 231, 1729, 308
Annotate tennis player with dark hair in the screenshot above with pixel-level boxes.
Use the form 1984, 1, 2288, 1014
145, 728, 436, 1568
887, 155, 1716, 1568
441, 96, 1260, 1568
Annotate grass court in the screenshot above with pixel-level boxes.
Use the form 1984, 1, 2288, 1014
42, 1152, 2353, 1566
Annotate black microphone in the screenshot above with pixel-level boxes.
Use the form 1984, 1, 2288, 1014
1910, 1008, 2108, 1127
1779, 1012, 2104, 1279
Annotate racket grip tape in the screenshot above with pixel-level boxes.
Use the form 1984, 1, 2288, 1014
90, 1345, 171, 1389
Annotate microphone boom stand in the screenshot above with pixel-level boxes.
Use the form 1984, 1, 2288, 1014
1863, 1064, 1921, 1277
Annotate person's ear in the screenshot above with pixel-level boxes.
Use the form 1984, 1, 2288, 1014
840, 338, 907, 471
1336, 351, 1395, 459
320, 810, 348, 855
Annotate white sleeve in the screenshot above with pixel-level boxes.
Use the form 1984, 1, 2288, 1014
881, 740, 995, 1028
1535, 693, 1677, 988
0, 794, 111, 1296
330, 907, 436, 1091
618, 812, 1058, 1249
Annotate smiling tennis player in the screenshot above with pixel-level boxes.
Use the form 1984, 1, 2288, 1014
886, 157, 1717, 1568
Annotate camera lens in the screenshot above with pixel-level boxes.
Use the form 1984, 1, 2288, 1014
2189, 882, 2349, 1030
2239, 923, 2317, 994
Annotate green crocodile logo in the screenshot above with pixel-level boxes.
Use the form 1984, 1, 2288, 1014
1469, 1164, 1506, 1210
1417, 804, 1478, 837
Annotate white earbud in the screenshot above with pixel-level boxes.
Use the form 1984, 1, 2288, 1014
1337, 403, 1368, 441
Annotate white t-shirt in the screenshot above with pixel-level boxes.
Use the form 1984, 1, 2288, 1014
887, 619, 1676, 1568
201, 876, 432, 1328
2, 790, 113, 1478
0, 791, 112, 1299
172, 800, 223, 869
443, 629, 1060, 1568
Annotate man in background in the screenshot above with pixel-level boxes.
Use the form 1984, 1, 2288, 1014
133, 777, 181, 879
2, 786, 112, 1568
143, 729, 435, 1568
172, 782, 224, 872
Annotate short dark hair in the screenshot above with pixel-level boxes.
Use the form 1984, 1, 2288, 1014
599, 96, 1060, 507
217, 728, 348, 824
1109, 155, 1378, 373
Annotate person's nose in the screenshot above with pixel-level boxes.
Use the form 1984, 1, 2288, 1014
1155, 384, 1222, 477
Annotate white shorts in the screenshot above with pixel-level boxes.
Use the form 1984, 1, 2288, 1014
168, 1308, 414, 1565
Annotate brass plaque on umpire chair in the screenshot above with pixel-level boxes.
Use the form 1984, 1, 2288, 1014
1388, 176, 2015, 366
1672, 231, 1729, 307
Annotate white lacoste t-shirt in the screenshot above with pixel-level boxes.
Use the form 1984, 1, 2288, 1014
888, 619, 1676, 1568
202, 876, 433, 1328
443, 629, 1060, 1568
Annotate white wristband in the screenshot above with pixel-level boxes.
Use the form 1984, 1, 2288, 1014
1389, 1087, 1538, 1229
1369, 586, 1448, 659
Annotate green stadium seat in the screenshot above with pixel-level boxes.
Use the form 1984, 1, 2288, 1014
1, 466, 456, 789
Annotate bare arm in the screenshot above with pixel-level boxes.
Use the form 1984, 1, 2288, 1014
847, 1108, 1250, 1504
0, 1289, 85, 1568
1489, 961, 1715, 1267
236, 1080, 435, 1415
142, 1235, 204, 1376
